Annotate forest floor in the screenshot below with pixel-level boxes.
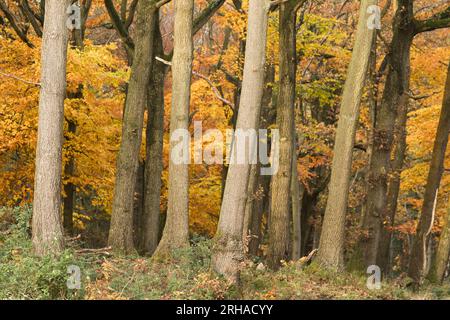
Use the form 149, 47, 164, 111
1, 207, 450, 300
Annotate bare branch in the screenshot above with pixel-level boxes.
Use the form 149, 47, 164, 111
0, 69, 40, 86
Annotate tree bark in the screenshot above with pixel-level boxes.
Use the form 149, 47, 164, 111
154, 0, 194, 256
108, 0, 157, 254
243, 163, 259, 244
364, 0, 414, 268
63, 7, 92, 235
212, 0, 270, 283
430, 197, 450, 283
267, 0, 300, 270
409, 60, 450, 283
242, 64, 275, 254
316, 0, 377, 270
63, 119, 77, 235
141, 15, 166, 256
291, 144, 302, 260
32, 0, 70, 256
376, 94, 408, 274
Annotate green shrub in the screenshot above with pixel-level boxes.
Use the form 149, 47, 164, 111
0, 206, 91, 299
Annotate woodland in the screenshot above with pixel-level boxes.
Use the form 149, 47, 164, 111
0, 0, 449, 300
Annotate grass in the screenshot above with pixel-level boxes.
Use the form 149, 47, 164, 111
1, 206, 449, 300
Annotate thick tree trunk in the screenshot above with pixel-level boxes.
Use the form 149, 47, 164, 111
142, 16, 166, 256
409, 60, 450, 283
155, 0, 194, 255
364, 0, 414, 268
108, 0, 157, 254
267, 0, 299, 270
316, 0, 377, 269
32, 0, 69, 256
212, 0, 270, 283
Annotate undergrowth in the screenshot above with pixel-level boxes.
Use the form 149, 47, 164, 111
1, 206, 449, 300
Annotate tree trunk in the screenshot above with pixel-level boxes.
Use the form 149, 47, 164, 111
267, 0, 299, 270
243, 163, 259, 244
430, 197, 450, 283
376, 94, 408, 274
133, 161, 145, 248
63, 3, 92, 236
248, 173, 270, 256
108, 0, 157, 254
63, 119, 76, 235
244, 63, 276, 253
409, 60, 450, 283
364, 0, 414, 268
316, 0, 377, 270
212, 0, 270, 283
291, 146, 303, 260
32, 0, 69, 256
154, 0, 194, 255
142, 15, 166, 256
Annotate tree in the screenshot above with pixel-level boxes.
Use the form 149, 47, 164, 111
108, 0, 158, 254
267, 0, 306, 270
154, 0, 195, 256
430, 197, 450, 284
32, 0, 70, 256
142, 0, 226, 255
63, 0, 93, 235
315, 0, 378, 269
141, 15, 166, 255
212, 0, 270, 282
410, 60, 450, 283
364, 0, 450, 270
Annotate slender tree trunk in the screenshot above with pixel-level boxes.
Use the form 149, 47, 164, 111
291, 145, 302, 260
376, 94, 408, 274
63, 19, 91, 235
133, 161, 145, 248
63, 119, 76, 235
155, 0, 194, 255
267, 0, 300, 270
108, 0, 157, 254
409, 60, 450, 283
142, 16, 166, 256
364, 0, 414, 268
246, 64, 276, 256
430, 197, 450, 283
243, 163, 259, 243
212, 0, 270, 283
247, 69, 275, 254
32, 0, 69, 256
316, 0, 377, 269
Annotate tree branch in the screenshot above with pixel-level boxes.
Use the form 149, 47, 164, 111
104, 0, 135, 51
19, 0, 43, 37
0, 69, 40, 86
0, 0, 34, 47
155, 56, 234, 109
414, 5, 450, 34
